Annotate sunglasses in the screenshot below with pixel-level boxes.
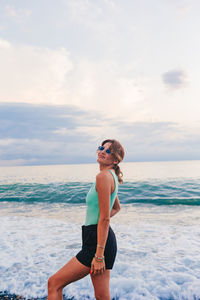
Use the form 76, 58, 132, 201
97, 145, 112, 154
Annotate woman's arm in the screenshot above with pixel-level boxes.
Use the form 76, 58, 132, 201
110, 195, 120, 217
91, 171, 116, 275
95, 171, 111, 258
96, 171, 111, 257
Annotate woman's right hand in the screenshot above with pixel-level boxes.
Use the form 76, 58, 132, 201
90, 257, 105, 276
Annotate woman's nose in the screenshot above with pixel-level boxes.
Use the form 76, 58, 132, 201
102, 149, 108, 153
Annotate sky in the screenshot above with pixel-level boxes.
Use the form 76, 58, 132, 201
0, 0, 200, 166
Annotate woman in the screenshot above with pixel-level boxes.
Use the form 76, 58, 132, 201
47, 139, 125, 300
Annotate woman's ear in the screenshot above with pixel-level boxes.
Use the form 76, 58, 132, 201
113, 160, 119, 165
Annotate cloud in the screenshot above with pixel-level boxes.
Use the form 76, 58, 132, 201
0, 36, 198, 127
0, 102, 103, 165
63, 0, 116, 33
0, 102, 95, 140
0, 38, 10, 48
0, 159, 29, 166
0, 38, 73, 105
0, 102, 200, 166
162, 69, 188, 89
5, 5, 32, 22
177, 4, 192, 18
5, 5, 18, 17
65, 59, 145, 119
104, 0, 116, 8
0, 37, 147, 122
116, 121, 200, 162
0, 138, 17, 146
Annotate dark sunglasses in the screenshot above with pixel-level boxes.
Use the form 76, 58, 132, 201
97, 145, 112, 154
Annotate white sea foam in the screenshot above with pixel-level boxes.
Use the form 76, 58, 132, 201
0, 204, 200, 299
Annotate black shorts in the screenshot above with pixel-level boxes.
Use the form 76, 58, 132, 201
76, 224, 117, 270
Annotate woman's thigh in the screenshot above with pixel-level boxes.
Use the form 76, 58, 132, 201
90, 270, 111, 300
48, 256, 90, 290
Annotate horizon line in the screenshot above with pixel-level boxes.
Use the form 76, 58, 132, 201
0, 158, 200, 168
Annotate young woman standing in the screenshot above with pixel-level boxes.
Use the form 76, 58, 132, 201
47, 139, 125, 300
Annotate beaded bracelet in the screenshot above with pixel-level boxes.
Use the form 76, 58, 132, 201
95, 254, 105, 262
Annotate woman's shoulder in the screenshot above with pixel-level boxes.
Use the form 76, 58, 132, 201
96, 169, 114, 181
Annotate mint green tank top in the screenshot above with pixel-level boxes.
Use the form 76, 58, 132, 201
85, 170, 118, 226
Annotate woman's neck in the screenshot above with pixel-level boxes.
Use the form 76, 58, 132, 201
99, 164, 114, 171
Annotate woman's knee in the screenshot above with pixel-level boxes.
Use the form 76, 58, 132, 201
48, 275, 60, 291
48, 275, 55, 290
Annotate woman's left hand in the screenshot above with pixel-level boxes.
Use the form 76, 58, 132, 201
90, 257, 105, 276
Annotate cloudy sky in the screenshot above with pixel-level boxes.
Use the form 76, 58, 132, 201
0, 0, 200, 166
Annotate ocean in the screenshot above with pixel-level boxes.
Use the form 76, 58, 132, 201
0, 160, 200, 300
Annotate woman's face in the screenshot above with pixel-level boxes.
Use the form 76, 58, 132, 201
97, 142, 116, 166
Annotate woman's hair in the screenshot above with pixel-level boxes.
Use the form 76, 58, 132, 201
101, 139, 125, 184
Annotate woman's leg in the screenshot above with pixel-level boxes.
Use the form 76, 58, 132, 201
48, 256, 90, 300
90, 270, 111, 300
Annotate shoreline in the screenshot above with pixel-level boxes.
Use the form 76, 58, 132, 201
0, 292, 75, 300
0, 292, 45, 300
0, 292, 120, 300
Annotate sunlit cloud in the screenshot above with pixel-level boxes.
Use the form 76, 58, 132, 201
0, 38, 10, 48
0, 38, 148, 122
0, 38, 73, 105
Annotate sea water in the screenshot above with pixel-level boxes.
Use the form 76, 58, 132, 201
0, 161, 200, 300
